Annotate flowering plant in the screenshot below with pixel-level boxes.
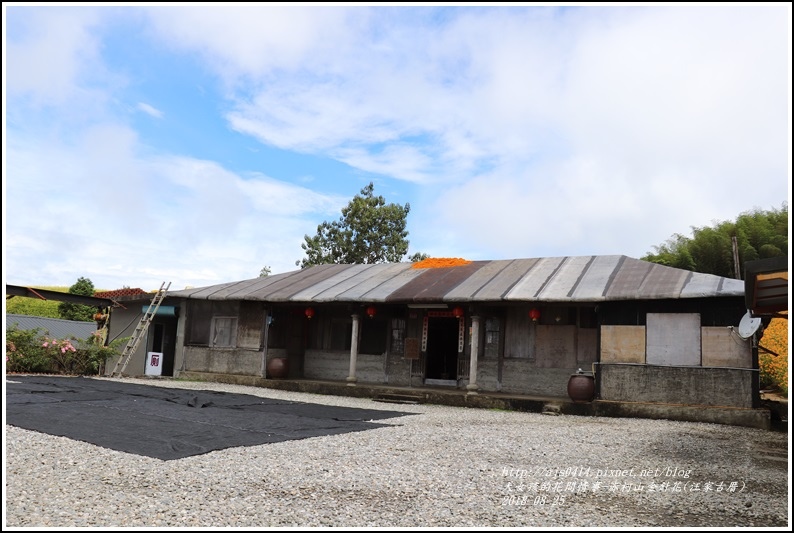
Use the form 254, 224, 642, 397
6, 326, 52, 373
42, 336, 80, 373
42, 337, 77, 353
6, 325, 129, 376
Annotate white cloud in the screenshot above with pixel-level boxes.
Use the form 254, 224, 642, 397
5, 5, 790, 291
4, 129, 349, 290
137, 102, 163, 119
142, 5, 356, 81
5, 7, 105, 106
154, 5, 789, 201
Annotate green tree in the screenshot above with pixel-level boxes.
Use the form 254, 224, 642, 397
296, 182, 423, 268
642, 204, 788, 277
57, 277, 96, 322
259, 266, 271, 277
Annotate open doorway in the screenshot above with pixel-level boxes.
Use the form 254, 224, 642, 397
425, 316, 460, 383
149, 318, 177, 376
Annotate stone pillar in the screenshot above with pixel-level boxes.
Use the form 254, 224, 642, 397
467, 315, 481, 394
347, 313, 360, 386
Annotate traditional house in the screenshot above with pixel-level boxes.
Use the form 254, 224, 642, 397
104, 255, 758, 410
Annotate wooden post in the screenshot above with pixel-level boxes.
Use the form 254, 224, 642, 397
467, 315, 481, 394
347, 313, 360, 386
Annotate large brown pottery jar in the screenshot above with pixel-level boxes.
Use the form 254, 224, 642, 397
567, 371, 595, 403
266, 357, 289, 379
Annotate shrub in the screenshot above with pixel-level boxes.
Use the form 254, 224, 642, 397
6, 326, 54, 373
758, 317, 789, 396
6, 326, 129, 376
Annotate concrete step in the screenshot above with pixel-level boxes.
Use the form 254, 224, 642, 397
373, 393, 425, 405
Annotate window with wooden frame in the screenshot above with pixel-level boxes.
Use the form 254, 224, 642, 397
484, 317, 501, 358
211, 316, 238, 348
390, 318, 406, 356
186, 300, 239, 347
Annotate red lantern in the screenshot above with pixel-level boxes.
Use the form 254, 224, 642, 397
366, 305, 377, 318
305, 307, 315, 319
529, 308, 541, 322
452, 306, 464, 318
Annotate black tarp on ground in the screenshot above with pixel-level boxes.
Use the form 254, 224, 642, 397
5, 376, 411, 460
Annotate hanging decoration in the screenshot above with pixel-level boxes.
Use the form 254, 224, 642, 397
452, 306, 465, 318
529, 308, 541, 322
366, 305, 377, 318
305, 307, 315, 319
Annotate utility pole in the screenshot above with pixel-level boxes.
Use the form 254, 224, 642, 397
732, 236, 741, 279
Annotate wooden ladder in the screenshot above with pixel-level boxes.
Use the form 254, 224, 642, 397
109, 281, 171, 377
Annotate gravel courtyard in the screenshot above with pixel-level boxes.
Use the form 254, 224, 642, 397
4, 377, 790, 528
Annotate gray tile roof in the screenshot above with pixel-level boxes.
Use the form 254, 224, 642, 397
168, 255, 744, 304
6, 314, 97, 340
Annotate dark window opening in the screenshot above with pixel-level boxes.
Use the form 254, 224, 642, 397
152, 323, 164, 352
330, 319, 353, 351
360, 317, 388, 355
267, 308, 288, 349
579, 307, 598, 329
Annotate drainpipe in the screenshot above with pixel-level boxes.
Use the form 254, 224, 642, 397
467, 315, 481, 394
347, 313, 360, 386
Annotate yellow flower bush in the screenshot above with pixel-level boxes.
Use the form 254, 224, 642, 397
758, 316, 789, 396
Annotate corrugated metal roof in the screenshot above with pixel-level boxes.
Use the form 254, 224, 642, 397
168, 255, 745, 304
6, 314, 97, 340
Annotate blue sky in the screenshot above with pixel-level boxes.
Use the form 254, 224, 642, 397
3, 4, 791, 292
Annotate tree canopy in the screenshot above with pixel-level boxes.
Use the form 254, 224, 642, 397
296, 182, 423, 268
57, 277, 97, 322
642, 204, 788, 278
